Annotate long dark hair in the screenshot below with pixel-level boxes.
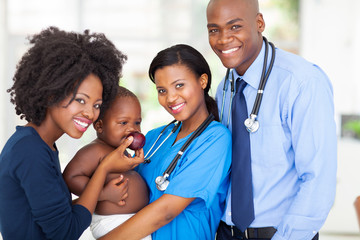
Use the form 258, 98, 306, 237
148, 44, 219, 121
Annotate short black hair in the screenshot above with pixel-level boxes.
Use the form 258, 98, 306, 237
117, 86, 138, 99
7, 26, 127, 125
95, 86, 140, 123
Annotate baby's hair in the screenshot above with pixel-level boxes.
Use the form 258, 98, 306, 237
117, 86, 138, 99
95, 86, 140, 123
7, 26, 127, 126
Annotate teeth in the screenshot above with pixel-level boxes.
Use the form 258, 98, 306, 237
74, 119, 89, 128
171, 103, 184, 110
222, 48, 238, 54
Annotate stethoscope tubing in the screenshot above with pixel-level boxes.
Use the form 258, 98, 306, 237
220, 36, 276, 131
162, 114, 215, 177
251, 37, 269, 115
220, 68, 230, 124
251, 38, 275, 117
149, 114, 215, 191
144, 120, 180, 162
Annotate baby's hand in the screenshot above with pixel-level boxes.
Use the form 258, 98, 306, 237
102, 175, 129, 204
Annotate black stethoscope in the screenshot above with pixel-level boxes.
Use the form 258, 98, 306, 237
219, 37, 276, 133
144, 114, 215, 191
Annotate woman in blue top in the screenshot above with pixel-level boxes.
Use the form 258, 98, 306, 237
0, 27, 144, 240
100, 44, 232, 240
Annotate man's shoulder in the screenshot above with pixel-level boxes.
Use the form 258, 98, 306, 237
275, 48, 329, 83
275, 48, 314, 70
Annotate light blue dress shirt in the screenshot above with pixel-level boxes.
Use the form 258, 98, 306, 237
216, 40, 337, 240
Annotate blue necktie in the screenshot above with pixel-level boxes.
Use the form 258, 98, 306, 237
231, 78, 255, 231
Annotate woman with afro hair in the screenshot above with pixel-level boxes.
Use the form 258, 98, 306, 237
0, 26, 144, 240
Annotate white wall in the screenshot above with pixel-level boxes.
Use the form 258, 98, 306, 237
301, 0, 360, 235
0, 0, 6, 149
300, 0, 360, 115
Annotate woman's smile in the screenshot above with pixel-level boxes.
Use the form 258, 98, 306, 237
169, 102, 185, 114
73, 117, 92, 132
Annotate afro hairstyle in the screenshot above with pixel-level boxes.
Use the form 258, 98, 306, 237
7, 26, 127, 125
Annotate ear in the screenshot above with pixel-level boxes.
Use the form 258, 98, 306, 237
256, 13, 265, 33
94, 120, 104, 133
199, 73, 208, 90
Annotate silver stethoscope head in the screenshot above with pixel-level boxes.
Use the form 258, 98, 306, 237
155, 173, 170, 191
244, 114, 259, 133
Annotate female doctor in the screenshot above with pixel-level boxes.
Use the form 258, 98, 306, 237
100, 44, 232, 240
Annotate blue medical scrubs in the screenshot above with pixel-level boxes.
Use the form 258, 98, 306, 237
137, 121, 231, 240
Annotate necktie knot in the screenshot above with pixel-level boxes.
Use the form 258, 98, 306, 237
236, 78, 247, 94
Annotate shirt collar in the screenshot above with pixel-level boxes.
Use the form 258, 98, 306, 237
233, 40, 266, 90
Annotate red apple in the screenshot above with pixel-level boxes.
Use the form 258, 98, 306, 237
127, 132, 146, 150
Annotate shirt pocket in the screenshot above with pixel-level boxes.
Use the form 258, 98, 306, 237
250, 123, 292, 168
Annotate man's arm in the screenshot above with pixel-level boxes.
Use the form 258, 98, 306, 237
272, 68, 337, 240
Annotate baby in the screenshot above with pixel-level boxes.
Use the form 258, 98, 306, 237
63, 86, 150, 239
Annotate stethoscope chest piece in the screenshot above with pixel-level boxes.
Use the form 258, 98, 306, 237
244, 115, 259, 133
155, 174, 169, 191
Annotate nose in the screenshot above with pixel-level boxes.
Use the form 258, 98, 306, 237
126, 122, 140, 135
82, 105, 95, 120
166, 90, 178, 105
218, 30, 233, 45
127, 124, 136, 132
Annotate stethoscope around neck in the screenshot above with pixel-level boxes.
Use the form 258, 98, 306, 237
144, 114, 215, 191
219, 36, 276, 133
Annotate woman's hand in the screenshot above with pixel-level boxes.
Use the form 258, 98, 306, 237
101, 136, 145, 173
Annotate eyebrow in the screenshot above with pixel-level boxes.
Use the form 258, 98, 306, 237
156, 79, 184, 89
78, 93, 90, 99
77, 93, 102, 102
170, 79, 186, 87
207, 18, 244, 28
227, 18, 243, 25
